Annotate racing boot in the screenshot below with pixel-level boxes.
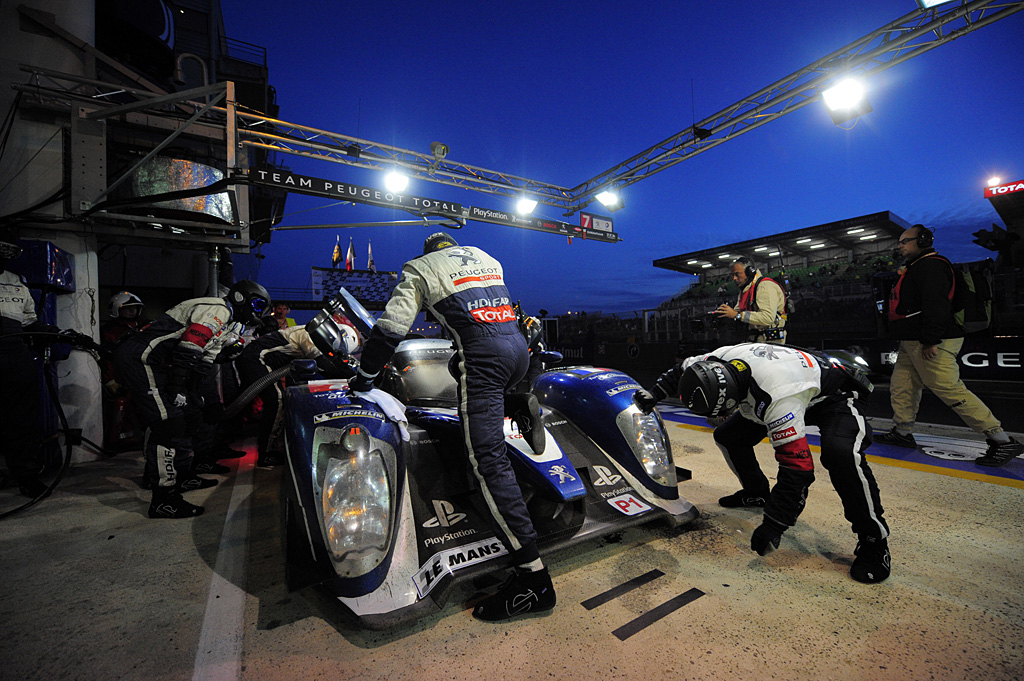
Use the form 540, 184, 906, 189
718, 489, 769, 508
472, 567, 556, 621
850, 536, 891, 584
874, 428, 917, 449
191, 458, 231, 475
177, 475, 218, 492
148, 487, 204, 519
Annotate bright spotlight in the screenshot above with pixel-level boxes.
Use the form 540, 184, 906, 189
516, 197, 538, 215
384, 171, 409, 193
595, 190, 622, 211
822, 78, 872, 125
987, 176, 1002, 187
916, 0, 954, 8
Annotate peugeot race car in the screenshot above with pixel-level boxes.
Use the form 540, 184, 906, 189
280, 290, 698, 628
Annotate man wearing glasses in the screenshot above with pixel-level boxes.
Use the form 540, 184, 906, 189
877, 224, 1022, 466
714, 256, 788, 344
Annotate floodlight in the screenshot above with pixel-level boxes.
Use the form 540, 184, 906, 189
384, 170, 409, 193
916, 0, 953, 8
822, 78, 873, 125
767, 251, 780, 256
810, 243, 826, 249
718, 254, 732, 259
516, 196, 538, 215
847, 228, 865, 235
595, 190, 623, 211
859, 234, 877, 240
701, 263, 712, 268
754, 246, 769, 252
430, 142, 449, 160
796, 238, 812, 244
987, 176, 1002, 187
686, 260, 699, 264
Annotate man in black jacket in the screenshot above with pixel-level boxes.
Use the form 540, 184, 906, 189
877, 224, 1021, 466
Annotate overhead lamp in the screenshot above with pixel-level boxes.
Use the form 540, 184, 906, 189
987, 176, 1002, 187
384, 170, 409, 193
916, 0, 954, 8
767, 251, 780, 256
701, 263, 713, 268
822, 77, 872, 125
796, 238, 812, 244
754, 246, 768, 252
718, 254, 732, 259
847, 228, 865, 235
516, 196, 538, 215
859, 234, 877, 240
810, 243, 826, 249
595, 190, 623, 211
686, 259, 699, 264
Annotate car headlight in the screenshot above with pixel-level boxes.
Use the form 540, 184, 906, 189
617, 409, 676, 488
314, 424, 396, 576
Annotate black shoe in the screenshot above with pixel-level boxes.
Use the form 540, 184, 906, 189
975, 438, 1023, 468
178, 475, 218, 492
213, 447, 246, 460
472, 567, 556, 622
875, 429, 917, 449
257, 454, 285, 468
851, 536, 891, 584
17, 477, 51, 499
192, 460, 231, 475
718, 490, 768, 508
148, 489, 204, 519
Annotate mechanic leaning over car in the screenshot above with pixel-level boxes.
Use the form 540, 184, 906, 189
635, 342, 892, 584
0, 240, 54, 499
349, 232, 556, 621
114, 280, 270, 519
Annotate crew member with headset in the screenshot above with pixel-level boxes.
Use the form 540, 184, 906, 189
0, 240, 54, 498
348, 232, 556, 622
714, 256, 788, 344
115, 280, 271, 518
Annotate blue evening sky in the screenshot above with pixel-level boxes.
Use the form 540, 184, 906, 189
222, 1, 1024, 315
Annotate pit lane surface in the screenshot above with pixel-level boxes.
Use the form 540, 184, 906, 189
1, 417, 1022, 681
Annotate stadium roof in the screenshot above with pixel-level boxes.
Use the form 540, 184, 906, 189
985, 178, 1024, 229
653, 211, 912, 277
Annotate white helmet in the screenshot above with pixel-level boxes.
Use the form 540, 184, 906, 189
109, 291, 143, 319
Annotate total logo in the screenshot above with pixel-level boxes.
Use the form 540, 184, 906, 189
422, 499, 467, 528
591, 465, 623, 486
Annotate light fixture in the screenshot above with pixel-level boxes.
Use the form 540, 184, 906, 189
701, 263, 712, 268
988, 176, 1002, 187
810, 243, 826, 249
754, 246, 769, 252
847, 228, 865, 235
516, 196, 538, 215
767, 251, 780, 256
822, 77, 873, 125
595, 190, 623, 211
916, 0, 953, 8
859, 234, 877, 240
384, 170, 409, 193
428, 141, 449, 176
718, 254, 732, 259
686, 259, 699, 264
796, 238, 812, 244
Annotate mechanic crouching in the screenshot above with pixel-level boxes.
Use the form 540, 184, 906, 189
115, 280, 270, 519
348, 232, 556, 621
636, 343, 892, 583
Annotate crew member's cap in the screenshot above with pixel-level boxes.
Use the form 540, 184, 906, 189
423, 232, 458, 254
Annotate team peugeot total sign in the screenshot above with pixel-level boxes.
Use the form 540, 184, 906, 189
247, 168, 620, 243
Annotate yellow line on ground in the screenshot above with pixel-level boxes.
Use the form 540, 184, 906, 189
673, 421, 1024, 488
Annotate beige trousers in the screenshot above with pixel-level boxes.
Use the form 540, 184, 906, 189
889, 338, 1001, 435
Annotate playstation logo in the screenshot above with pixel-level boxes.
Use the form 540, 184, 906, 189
592, 465, 623, 486
422, 499, 467, 528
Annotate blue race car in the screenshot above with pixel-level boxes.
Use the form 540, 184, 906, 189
280, 289, 698, 629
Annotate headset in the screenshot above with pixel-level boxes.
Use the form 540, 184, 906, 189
733, 256, 757, 280
912, 224, 934, 249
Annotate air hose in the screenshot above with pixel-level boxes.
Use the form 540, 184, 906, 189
221, 363, 294, 420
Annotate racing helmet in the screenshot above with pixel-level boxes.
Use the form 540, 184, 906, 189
423, 232, 458, 254
677, 358, 750, 418
108, 291, 144, 319
225, 279, 271, 325
332, 313, 361, 354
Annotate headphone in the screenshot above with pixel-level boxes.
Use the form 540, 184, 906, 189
913, 225, 934, 249
733, 257, 756, 280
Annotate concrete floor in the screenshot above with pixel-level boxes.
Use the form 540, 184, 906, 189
1, 417, 1022, 681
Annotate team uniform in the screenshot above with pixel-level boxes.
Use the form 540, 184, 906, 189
353, 244, 537, 566
734, 271, 787, 344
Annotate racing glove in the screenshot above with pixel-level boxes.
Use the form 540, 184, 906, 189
348, 368, 376, 394
633, 389, 661, 414
751, 516, 788, 556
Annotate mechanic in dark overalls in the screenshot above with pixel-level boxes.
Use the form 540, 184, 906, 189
115, 280, 270, 519
349, 233, 556, 621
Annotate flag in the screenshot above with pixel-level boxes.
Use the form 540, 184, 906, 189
367, 240, 376, 273
345, 237, 355, 272
331, 235, 342, 268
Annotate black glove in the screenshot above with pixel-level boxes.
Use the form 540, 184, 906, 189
751, 516, 788, 556
348, 370, 375, 393
633, 388, 664, 414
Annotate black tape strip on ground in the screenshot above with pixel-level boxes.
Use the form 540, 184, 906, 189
612, 587, 705, 641
580, 569, 665, 611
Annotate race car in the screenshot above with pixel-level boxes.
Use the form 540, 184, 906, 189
280, 289, 698, 629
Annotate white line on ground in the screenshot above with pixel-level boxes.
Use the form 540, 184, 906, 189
192, 455, 256, 681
